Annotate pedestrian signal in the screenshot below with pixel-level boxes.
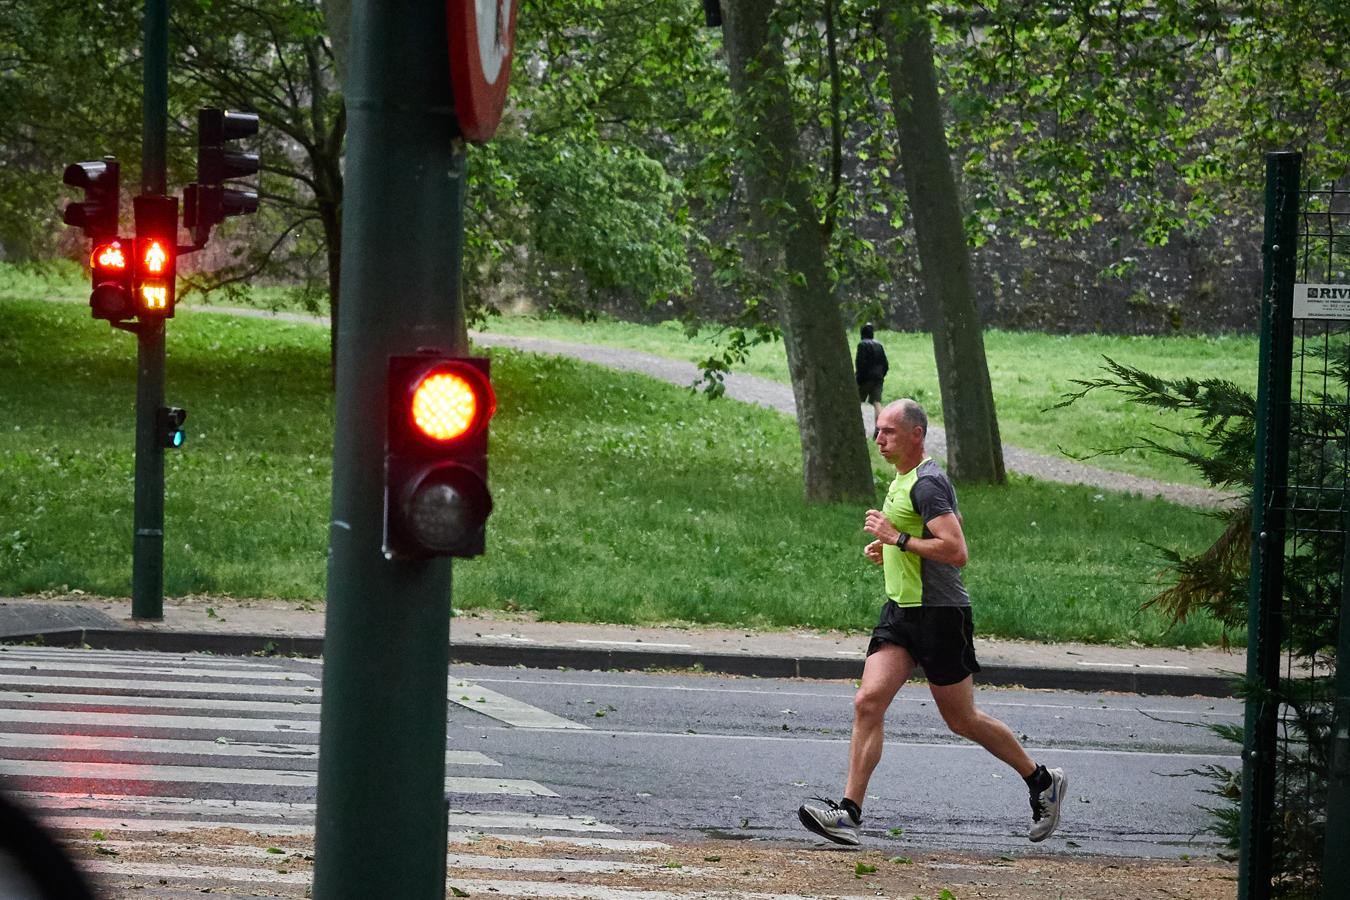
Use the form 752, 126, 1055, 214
133, 194, 179, 317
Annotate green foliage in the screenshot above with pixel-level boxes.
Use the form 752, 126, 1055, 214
946, 0, 1349, 247
469, 137, 692, 318
0, 295, 1227, 646
1060, 332, 1348, 893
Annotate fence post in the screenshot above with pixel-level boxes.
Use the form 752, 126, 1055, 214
1239, 150, 1300, 900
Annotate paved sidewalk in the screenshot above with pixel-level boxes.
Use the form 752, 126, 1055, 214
0, 595, 1244, 697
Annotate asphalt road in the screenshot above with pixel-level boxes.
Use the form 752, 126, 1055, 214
0, 646, 1240, 897
444, 664, 1241, 859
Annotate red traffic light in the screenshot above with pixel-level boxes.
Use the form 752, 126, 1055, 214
88, 238, 134, 321
91, 240, 128, 272
409, 367, 495, 443
386, 357, 495, 559
133, 194, 178, 317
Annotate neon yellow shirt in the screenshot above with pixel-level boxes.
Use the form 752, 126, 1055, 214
879, 457, 970, 608
881, 460, 927, 607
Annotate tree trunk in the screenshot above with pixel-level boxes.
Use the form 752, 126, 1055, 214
721, 0, 875, 504
877, 2, 1005, 484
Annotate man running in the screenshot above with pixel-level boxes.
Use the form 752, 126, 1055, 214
798, 399, 1067, 846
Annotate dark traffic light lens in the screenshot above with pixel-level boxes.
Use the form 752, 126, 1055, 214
407, 480, 476, 554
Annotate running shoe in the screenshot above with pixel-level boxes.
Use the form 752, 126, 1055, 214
1028, 767, 1067, 842
798, 797, 860, 846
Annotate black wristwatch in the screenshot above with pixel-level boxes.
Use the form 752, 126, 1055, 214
896, 532, 911, 551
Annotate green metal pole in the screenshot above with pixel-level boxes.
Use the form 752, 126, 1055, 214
1239, 150, 1300, 900
312, 0, 467, 895
132, 0, 169, 620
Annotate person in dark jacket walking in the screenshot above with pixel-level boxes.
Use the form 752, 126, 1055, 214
855, 323, 889, 436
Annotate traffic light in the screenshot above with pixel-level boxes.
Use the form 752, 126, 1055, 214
62, 158, 120, 240
157, 406, 187, 449
87, 238, 135, 321
701, 0, 722, 27
385, 356, 496, 559
133, 194, 179, 317
184, 108, 259, 241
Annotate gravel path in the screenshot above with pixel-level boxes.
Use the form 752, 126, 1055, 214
181, 305, 1235, 508
477, 333, 1236, 509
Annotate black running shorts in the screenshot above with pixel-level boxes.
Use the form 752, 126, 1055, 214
866, 601, 981, 686
857, 379, 883, 404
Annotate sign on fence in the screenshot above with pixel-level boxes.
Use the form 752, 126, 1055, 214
1293, 283, 1350, 320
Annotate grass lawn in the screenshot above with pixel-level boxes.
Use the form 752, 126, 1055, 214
10, 263, 1261, 486
0, 290, 1235, 648
481, 315, 1260, 488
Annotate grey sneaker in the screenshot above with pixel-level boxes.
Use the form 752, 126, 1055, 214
798, 797, 860, 846
1028, 767, 1067, 842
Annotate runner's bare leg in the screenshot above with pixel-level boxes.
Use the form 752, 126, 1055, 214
929, 676, 1036, 777
844, 642, 914, 804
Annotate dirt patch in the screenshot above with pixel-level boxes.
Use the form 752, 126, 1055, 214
68, 827, 1236, 898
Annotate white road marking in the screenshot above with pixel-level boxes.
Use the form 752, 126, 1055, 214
0, 731, 495, 765
18, 793, 613, 833
51, 818, 666, 852
448, 853, 706, 875
451, 680, 588, 730
469, 723, 1242, 762
43, 816, 316, 836
0, 673, 318, 697
80, 865, 868, 900
0, 707, 319, 732
1077, 661, 1190, 670
81, 860, 311, 885
0, 690, 318, 714
0, 759, 555, 794
443, 879, 872, 900
574, 639, 693, 649
0, 647, 295, 668
464, 675, 1244, 718
76, 843, 695, 875
0, 659, 317, 680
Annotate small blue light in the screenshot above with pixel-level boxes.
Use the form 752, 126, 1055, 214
172, 431, 184, 448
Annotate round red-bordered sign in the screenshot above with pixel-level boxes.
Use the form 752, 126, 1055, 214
447, 0, 519, 142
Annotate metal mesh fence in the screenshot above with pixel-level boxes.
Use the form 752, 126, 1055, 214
1272, 181, 1350, 897
1245, 160, 1350, 899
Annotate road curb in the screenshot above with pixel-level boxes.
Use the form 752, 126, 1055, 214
1, 627, 1239, 697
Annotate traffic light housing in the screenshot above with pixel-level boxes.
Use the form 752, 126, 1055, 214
184, 108, 259, 241
385, 356, 495, 559
88, 238, 135, 321
157, 407, 187, 448
133, 194, 179, 317
62, 158, 120, 241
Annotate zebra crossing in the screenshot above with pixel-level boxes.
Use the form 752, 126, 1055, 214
0, 644, 872, 899
0, 644, 704, 899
